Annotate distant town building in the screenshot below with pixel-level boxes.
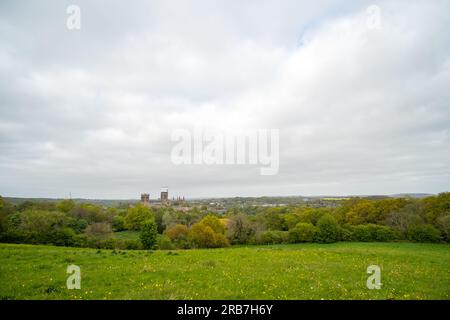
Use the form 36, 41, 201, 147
140, 188, 185, 207
161, 187, 169, 202
141, 193, 150, 205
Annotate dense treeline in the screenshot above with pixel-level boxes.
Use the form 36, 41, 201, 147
0, 193, 449, 249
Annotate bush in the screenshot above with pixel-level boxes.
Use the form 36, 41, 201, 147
351, 224, 396, 242
2, 210, 80, 246
288, 223, 317, 243
81, 237, 142, 250
50, 227, 77, 246
339, 225, 355, 241
123, 239, 143, 250
188, 223, 216, 248
112, 215, 126, 232
254, 230, 289, 245
140, 218, 158, 249
165, 224, 189, 248
157, 235, 175, 250
188, 222, 230, 248
213, 232, 230, 247
373, 225, 396, 241
73, 234, 88, 247
315, 214, 339, 243
352, 225, 372, 241
0, 229, 25, 243
85, 238, 117, 249
85, 222, 113, 239
69, 218, 87, 233
407, 224, 442, 243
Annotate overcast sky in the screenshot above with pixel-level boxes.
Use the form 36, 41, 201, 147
0, 0, 449, 199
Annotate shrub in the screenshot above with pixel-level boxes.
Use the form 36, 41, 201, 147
69, 218, 87, 233
188, 223, 216, 248
140, 218, 158, 249
372, 225, 396, 242
188, 222, 230, 248
3, 210, 79, 246
407, 224, 442, 243
123, 239, 143, 250
50, 227, 77, 246
112, 215, 126, 232
81, 237, 142, 250
352, 225, 372, 242
339, 225, 355, 241
165, 224, 189, 245
85, 222, 113, 239
157, 235, 175, 250
350, 224, 396, 242
288, 223, 317, 243
85, 238, 117, 249
254, 230, 289, 245
315, 214, 339, 243
213, 232, 230, 247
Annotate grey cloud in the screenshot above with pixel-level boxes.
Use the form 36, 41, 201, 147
0, 0, 449, 198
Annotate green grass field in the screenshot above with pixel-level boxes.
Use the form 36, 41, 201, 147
112, 231, 140, 241
0, 242, 449, 300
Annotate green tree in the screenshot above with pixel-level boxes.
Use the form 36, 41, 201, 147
283, 213, 302, 230
407, 224, 442, 243
5, 210, 77, 245
69, 203, 108, 223
436, 215, 450, 242
140, 218, 158, 249
201, 215, 225, 234
288, 222, 317, 243
125, 204, 154, 230
315, 214, 339, 243
0, 196, 14, 233
385, 203, 424, 238
165, 224, 189, 248
345, 200, 376, 225
262, 208, 286, 230
56, 199, 75, 213
422, 192, 450, 225
188, 223, 216, 248
112, 215, 126, 231
226, 214, 255, 244
188, 222, 229, 248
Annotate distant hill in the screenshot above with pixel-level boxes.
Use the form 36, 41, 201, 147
388, 193, 434, 199
2, 192, 436, 208
3, 197, 138, 208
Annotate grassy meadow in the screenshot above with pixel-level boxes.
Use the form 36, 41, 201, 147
112, 231, 140, 241
0, 242, 449, 300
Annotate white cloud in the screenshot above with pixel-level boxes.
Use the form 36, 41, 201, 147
0, 0, 449, 198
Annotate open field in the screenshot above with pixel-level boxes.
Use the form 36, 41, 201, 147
0, 242, 449, 300
112, 231, 140, 241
